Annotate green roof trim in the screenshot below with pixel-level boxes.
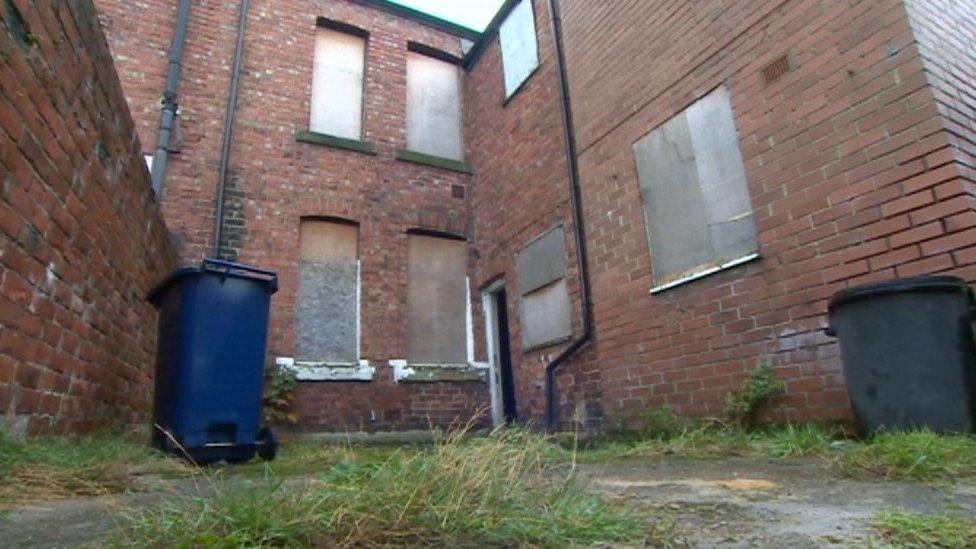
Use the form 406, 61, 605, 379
348, 0, 482, 40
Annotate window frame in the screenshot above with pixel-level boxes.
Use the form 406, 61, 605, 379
285, 217, 372, 381
632, 85, 760, 294
307, 19, 369, 142
498, 0, 540, 102
516, 225, 573, 351
404, 230, 471, 367
402, 49, 466, 163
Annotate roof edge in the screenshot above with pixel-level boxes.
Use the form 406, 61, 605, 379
462, 0, 520, 68
346, 0, 483, 40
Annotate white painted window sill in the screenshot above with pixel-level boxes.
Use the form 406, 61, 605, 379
649, 253, 760, 294
276, 357, 375, 381
389, 359, 488, 383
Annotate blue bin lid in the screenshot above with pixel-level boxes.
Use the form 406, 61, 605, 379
148, 258, 279, 306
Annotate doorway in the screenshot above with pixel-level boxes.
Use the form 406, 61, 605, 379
483, 281, 517, 424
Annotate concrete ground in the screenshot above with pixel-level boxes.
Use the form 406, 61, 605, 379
2, 456, 975, 547
580, 456, 976, 547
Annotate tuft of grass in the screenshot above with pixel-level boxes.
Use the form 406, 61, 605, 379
871, 508, 976, 547
0, 430, 183, 507
762, 423, 837, 457
112, 427, 651, 547
835, 430, 976, 482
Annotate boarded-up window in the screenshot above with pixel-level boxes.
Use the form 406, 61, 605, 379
406, 234, 467, 364
405, 52, 463, 161
517, 227, 572, 349
296, 220, 359, 363
499, 0, 539, 98
310, 26, 366, 140
633, 86, 758, 290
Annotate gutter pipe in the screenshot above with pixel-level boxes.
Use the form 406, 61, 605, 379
212, 0, 250, 258
544, 0, 592, 431
150, 0, 192, 197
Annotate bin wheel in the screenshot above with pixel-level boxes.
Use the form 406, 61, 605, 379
256, 427, 277, 461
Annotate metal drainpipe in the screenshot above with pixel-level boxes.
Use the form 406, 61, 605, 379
150, 0, 192, 197
212, 0, 250, 258
544, 0, 592, 431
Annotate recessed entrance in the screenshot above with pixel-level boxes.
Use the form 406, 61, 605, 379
483, 280, 517, 424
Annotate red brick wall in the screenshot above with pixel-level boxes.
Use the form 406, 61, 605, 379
905, 0, 976, 272
465, 0, 594, 424
548, 0, 976, 427
96, 0, 241, 262
95, 0, 491, 432
0, 0, 177, 435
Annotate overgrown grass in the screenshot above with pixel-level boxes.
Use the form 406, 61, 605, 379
0, 430, 183, 507
762, 422, 839, 457
561, 422, 976, 483
835, 430, 976, 482
871, 508, 976, 547
112, 428, 652, 547
550, 422, 843, 463
218, 439, 402, 478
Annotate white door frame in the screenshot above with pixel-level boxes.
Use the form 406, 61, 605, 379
481, 278, 507, 426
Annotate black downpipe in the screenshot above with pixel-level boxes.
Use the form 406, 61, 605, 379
150, 0, 192, 197
544, 0, 592, 431
213, 0, 250, 258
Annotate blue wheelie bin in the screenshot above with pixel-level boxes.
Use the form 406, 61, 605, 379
148, 258, 279, 464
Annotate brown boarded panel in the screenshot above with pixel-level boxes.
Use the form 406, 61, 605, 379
299, 220, 358, 262
406, 234, 468, 364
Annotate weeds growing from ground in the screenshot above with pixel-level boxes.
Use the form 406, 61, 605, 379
0, 430, 182, 507
836, 430, 976, 482
723, 363, 785, 426
762, 422, 839, 457
871, 507, 976, 547
112, 427, 651, 547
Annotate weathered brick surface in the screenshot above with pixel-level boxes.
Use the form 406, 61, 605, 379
95, 0, 490, 431
0, 0, 177, 435
80, 0, 976, 433
465, 0, 594, 424
549, 0, 976, 427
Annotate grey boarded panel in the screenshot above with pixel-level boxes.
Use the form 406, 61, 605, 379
633, 111, 714, 285
405, 53, 464, 161
406, 235, 468, 364
686, 86, 758, 262
520, 279, 572, 349
517, 226, 567, 296
295, 261, 358, 362
709, 217, 758, 265
309, 28, 365, 140
499, 0, 539, 97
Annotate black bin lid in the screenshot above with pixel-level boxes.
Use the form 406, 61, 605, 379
148, 258, 279, 305
828, 275, 973, 315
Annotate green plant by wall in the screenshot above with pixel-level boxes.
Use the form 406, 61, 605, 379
724, 363, 784, 427
263, 362, 298, 425
606, 405, 683, 441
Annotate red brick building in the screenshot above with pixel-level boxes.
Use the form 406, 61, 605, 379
8, 0, 968, 434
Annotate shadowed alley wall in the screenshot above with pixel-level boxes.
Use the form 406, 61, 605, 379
0, 0, 177, 435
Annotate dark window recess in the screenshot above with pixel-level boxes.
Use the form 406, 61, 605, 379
451, 184, 465, 199
762, 54, 792, 84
